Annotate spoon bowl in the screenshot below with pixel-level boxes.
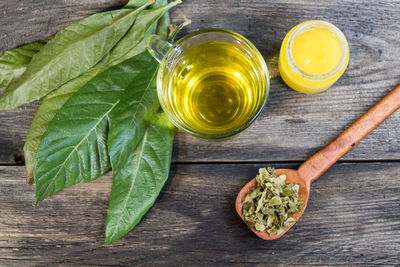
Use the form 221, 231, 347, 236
235, 169, 310, 240
235, 85, 400, 240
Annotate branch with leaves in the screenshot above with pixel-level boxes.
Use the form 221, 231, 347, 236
0, 0, 186, 244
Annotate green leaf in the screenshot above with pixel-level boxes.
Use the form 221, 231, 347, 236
105, 111, 174, 244
124, 0, 148, 8
104, 28, 186, 244
0, 3, 150, 111
24, 67, 104, 184
107, 54, 159, 173
105, 51, 160, 244
34, 54, 154, 203
153, 0, 170, 39
0, 38, 49, 92
106, 0, 180, 65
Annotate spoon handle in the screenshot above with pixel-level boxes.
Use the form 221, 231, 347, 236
298, 85, 400, 184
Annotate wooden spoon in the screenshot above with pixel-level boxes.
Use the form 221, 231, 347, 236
236, 85, 400, 240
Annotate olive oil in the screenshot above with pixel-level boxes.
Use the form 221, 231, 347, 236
161, 41, 267, 136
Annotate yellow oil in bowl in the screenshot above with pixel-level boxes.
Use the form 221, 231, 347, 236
162, 40, 267, 136
279, 20, 349, 94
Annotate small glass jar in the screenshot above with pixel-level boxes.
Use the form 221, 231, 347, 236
279, 20, 349, 94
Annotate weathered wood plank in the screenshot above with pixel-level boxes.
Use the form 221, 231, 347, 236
0, 0, 400, 164
0, 163, 399, 265
0, 0, 127, 52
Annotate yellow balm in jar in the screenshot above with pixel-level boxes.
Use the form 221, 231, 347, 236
279, 20, 349, 93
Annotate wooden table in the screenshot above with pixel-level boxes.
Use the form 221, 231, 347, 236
1, 0, 399, 265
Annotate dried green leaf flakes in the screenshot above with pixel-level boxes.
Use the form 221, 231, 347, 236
242, 167, 303, 236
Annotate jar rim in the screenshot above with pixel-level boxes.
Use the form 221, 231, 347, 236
286, 20, 349, 81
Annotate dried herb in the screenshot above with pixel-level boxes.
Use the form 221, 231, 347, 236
242, 167, 303, 235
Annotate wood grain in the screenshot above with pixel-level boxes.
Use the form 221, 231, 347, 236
0, 0, 127, 52
298, 85, 400, 183
1, 1, 399, 265
1, 0, 400, 164
0, 163, 399, 265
